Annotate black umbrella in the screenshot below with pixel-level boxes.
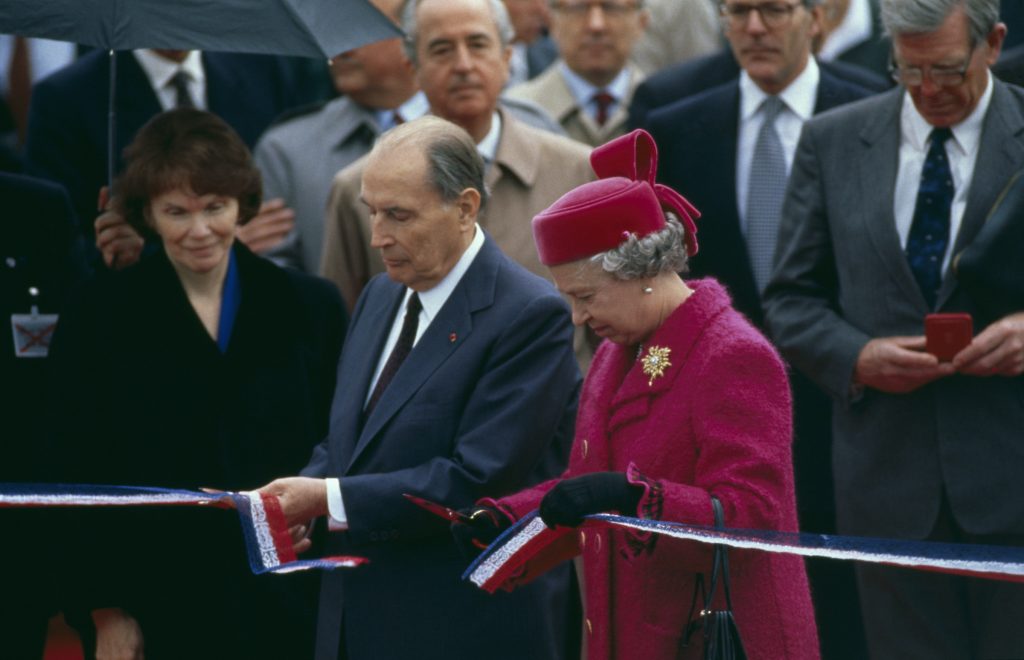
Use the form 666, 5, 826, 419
0, 0, 402, 184
0, 0, 399, 59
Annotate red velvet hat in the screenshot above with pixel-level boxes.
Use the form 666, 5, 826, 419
532, 129, 700, 266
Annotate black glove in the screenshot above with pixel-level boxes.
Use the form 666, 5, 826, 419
539, 472, 642, 529
451, 505, 510, 561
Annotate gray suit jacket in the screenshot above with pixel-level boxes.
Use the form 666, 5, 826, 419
255, 97, 386, 273
763, 80, 1024, 539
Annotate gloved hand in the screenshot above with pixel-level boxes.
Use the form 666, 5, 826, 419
451, 505, 510, 560
539, 472, 642, 529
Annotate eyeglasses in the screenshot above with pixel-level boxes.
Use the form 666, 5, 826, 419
551, 1, 644, 18
889, 48, 975, 87
719, 2, 803, 29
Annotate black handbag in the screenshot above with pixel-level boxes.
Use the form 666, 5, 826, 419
681, 496, 748, 659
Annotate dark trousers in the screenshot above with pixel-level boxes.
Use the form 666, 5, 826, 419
857, 493, 1024, 660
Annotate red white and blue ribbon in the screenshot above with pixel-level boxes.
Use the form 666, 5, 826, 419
465, 511, 1024, 593
0, 483, 367, 574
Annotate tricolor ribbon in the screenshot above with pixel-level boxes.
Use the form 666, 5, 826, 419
0, 484, 366, 574
465, 511, 1024, 593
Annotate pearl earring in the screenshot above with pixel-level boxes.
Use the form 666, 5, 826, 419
642, 286, 653, 294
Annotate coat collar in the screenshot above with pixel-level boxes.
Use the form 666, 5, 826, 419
487, 108, 539, 189
599, 279, 733, 431
347, 235, 502, 470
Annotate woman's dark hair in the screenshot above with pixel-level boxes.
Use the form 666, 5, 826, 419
114, 108, 262, 236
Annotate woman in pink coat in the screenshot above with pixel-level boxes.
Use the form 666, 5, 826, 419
455, 130, 819, 659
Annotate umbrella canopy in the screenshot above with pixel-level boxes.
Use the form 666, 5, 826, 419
0, 0, 401, 59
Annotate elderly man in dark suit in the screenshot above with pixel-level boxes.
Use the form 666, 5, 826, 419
642, 2, 871, 657
764, 0, 1024, 656
259, 116, 580, 660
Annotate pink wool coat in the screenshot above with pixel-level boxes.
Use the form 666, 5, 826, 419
497, 279, 820, 659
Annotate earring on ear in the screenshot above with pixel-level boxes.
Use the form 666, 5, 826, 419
642, 286, 653, 294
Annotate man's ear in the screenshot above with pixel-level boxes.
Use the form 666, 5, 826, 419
456, 187, 481, 229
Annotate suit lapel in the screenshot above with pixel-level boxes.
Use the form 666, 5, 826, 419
855, 90, 929, 308
938, 81, 1024, 307
333, 283, 403, 471
346, 239, 499, 471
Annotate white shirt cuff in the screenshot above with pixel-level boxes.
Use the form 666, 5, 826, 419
325, 478, 348, 531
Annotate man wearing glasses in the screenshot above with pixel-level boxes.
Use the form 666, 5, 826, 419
765, 0, 1024, 656
506, 0, 649, 146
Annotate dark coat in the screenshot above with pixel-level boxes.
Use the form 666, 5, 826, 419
301, 236, 582, 660
628, 48, 889, 129
0, 172, 89, 658
24, 50, 301, 242
48, 243, 347, 660
644, 68, 872, 327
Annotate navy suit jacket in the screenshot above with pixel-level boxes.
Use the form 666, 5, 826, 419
628, 48, 889, 130
24, 49, 300, 241
644, 68, 872, 326
302, 235, 581, 660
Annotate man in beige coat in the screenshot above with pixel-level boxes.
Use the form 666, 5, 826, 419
320, 0, 593, 314
505, 0, 648, 146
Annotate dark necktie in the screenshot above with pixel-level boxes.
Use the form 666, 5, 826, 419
365, 293, 422, 416
906, 127, 954, 309
746, 95, 787, 293
592, 91, 615, 127
170, 70, 195, 109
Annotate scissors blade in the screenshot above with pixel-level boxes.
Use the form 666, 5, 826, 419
403, 493, 471, 523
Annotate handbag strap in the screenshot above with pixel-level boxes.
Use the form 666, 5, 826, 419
706, 496, 735, 610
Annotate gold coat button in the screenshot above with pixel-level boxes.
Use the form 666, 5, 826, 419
579, 530, 586, 548
586, 618, 593, 635
581, 438, 589, 459
594, 532, 602, 552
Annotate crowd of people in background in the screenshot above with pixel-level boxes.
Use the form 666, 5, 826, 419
3, 0, 1024, 657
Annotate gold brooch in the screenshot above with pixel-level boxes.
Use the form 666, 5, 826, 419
640, 346, 672, 386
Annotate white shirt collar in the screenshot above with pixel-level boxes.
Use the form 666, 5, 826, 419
476, 111, 502, 163
739, 56, 819, 122
557, 60, 632, 108
412, 224, 486, 323
900, 71, 993, 154
373, 91, 430, 132
133, 49, 205, 97
818, 0, 874, 61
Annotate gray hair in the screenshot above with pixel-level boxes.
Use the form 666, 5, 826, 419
375, 116, 489, 212
880, 0, 999, 45
402, 0, 515, 66
547, 0, 648, 7
591, 212, 690, 280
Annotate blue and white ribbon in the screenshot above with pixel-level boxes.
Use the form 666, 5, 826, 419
0, 483, 366, 574
466, 511, 1024, 592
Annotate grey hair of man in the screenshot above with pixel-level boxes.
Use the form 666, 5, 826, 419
592, 212, 690, 280
546, 0, 649, 7
375, 116, 490, 213
401, 0, 516, 66
880, 0, 999, 45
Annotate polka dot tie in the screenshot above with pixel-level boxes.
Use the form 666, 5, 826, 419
906, 127, 954, 309
745, 95, 787, 293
